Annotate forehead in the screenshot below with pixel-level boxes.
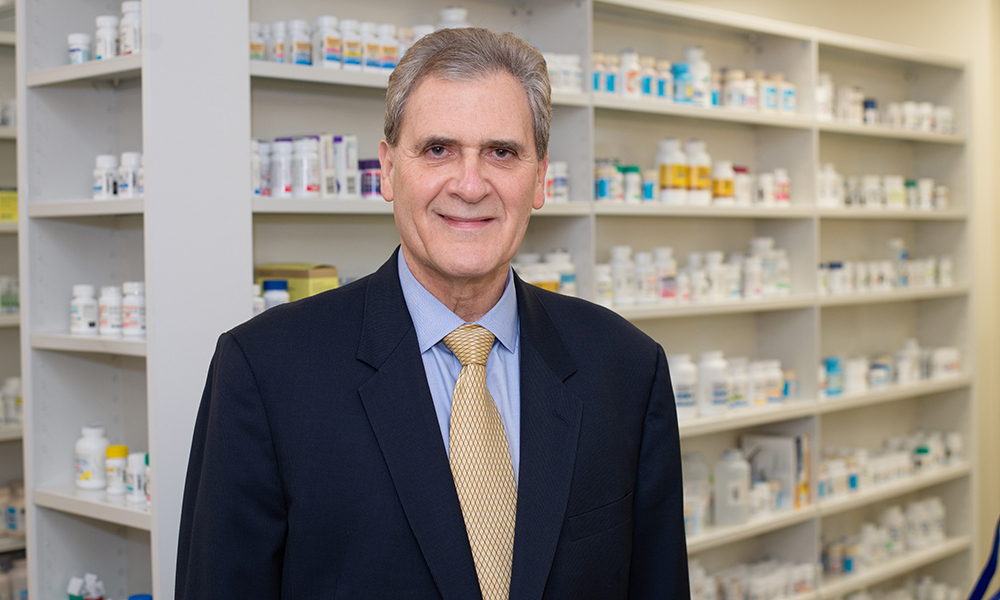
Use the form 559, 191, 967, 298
400, 73, 535, 149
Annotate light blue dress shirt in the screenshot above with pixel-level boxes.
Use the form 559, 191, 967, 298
397, 253, 521, 484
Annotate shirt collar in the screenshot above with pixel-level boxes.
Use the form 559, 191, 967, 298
398, 251, 519, 354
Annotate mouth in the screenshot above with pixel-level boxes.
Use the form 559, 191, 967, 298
439, 214, 495, 229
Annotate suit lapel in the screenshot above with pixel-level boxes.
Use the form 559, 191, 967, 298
509, 277, 583, 600
356, 250, 481, 600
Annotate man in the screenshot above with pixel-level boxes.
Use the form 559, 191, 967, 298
177, 27, 688, 599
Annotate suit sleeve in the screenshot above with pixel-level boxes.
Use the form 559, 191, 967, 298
176, 332, 287, 598
628, 345, 690, 599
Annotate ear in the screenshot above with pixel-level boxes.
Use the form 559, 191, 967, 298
378, 140, 394, 203
533, 151, 548, 210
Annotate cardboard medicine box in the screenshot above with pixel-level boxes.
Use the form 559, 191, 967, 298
0, 189, 16, 222
254, 263, 339, 302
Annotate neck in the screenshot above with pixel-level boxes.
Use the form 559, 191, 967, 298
401, 247, 509, 323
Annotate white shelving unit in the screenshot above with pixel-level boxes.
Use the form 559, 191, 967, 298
14, 0, 977, 597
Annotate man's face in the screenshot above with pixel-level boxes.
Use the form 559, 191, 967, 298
379, 72, 546, 289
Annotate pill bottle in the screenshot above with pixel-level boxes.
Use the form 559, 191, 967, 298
653, 246, 677, 302
292, 137, 320, 198
824, 356, 844, 397
105, 444, 128, 495
136, 153, 145, 196
594, 264, 613, 308
250, 22, 266, 60
98, 285, 123, 337
656, 138, 688, 204
93, 154, 119, 199
729, 357, 749, 409
591, 53, 606, 93
1, 377, 19, 424
714, 448, 750, 526
359, 159, 382, 199
903, 101, 920, 130
118, 151, 142, 198
261, 22, 272, 59
815, 73, 833, 121
119, 1, 141, 56
935, 106, 954, 134
742, 73, 758, 112
755, 71, 777, 113
683, 46, 711, 108
378, 24, 399, 72
122, 281, 146, 338
619, 50, 641, 98
648, 59, 671, 102
340, 19, 362, 71
360, 22, 380, 72
671, 61, 691, 104
682, 453, 709, 534
863, 98, 878, 125
712, 160, 735, 203
765, 360, 784, 403
257, 140, 271, 196
71, 284, 99, 336
723, 69, 745, 109
710, 70, 721, 106
270, 21, 287, 64
622, 165, 642, 203
773, 168, 791, 205
438, 6, 471, 29
263, 280, 290, 309
564, 55, 583, 94
549, 161, 569, 202
638, 56, 656, 96
94, 15, 120, 60
698, 351, 730, 416
5, 483, 23, 537
609, 245, 636, 307
544, 251, 577, 296
126, 452, 147, 505
605, 54, 620, 94
640, 169, 657, 202
251, 140, 262, 195
270, 139, 294, 198
68, 33, 92, 64
773, 73, 796, 114
669, 355, 698, 419
733, 165, 752, 206
593, 161, 614, 201
634, 252, 657, 304
312, 16, 341, 68
145, 452, 151, 504
75, 425, 109, 489
685, 139, 712, 206
288, 19, 312, 66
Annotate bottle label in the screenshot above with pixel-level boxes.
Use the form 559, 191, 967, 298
641, 75, 653, 96
592, 71, 602, 92
605, 73, 617, 94
691, 166, 711, 191
713, 179, 734, 197
657, 77, 669, 98
364, 42, 381, 68
120, 26, 139, 55
711, 382, 729, 406
99, 303, 123, 332
293, 41, 312, 65
343, 40, 362, 66
324, 37, 342, 63
70, 303, 98, 333
123, 304, 146, 334
75, 453, 101, 483
675, 384, 695, 408
273, 42, 286, 63
380, 46, 399, 70
660, 164, 689, 190
250, 42, 266, 60
659, 274, 677, 299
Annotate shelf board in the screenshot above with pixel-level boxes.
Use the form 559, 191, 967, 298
0, 127, 14, 140
818, 285, 969, 307
34, 486, 151, 531
818, 121, 965, 144
0, 32, 15, 47
0, 424, 22, 443
28, 198, 145, 218
0, 538, 25, 554
27, 54, 142, 88
31, 334, 147, 357
593, 93, 814, 129
0, 314, 18, 328
0, 222, 15, 234
679, 401, 818, 439
253, 197, 392, 215
687, 506, 815, 553
550, 92, 590, 107
817, 207, 967, 221
594, 203, 815, 218
818, 462, 971, 517
593, 0, 812, 42
615, 295, 815, 320
817, 374, 972, 414
815, 30, 965, 70
817, 536, 971, 600
534, 202, 593, 216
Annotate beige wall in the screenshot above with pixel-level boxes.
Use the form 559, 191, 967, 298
668, 0, 1000, 580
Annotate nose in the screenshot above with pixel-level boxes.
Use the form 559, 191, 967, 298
448, 150, 490, 203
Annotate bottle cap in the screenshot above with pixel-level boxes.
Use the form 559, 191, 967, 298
81, 425, 106, 437
73, 284, 96, 297
262, 280, 288, 291
68, 33, 92, 45
106, 445, 128, 459
96, 155, 119, 169
96, 15, 120, 28
123, 281, 145, 295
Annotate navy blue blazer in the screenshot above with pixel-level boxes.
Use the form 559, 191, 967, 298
176, 249, 689, 599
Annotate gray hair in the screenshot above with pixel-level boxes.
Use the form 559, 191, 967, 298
384, 27, 551, 160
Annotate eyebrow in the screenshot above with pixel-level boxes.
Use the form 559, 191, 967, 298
413, 136, 529, 156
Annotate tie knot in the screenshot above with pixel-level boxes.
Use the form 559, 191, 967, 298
443, 324, 495, 366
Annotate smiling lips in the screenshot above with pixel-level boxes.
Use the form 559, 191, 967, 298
439, 213, 496, 229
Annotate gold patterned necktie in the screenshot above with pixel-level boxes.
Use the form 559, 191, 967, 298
443, 323, 517, 600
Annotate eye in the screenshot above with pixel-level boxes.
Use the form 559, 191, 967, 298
493, 148, 514, 159
426, 146, 447, 157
